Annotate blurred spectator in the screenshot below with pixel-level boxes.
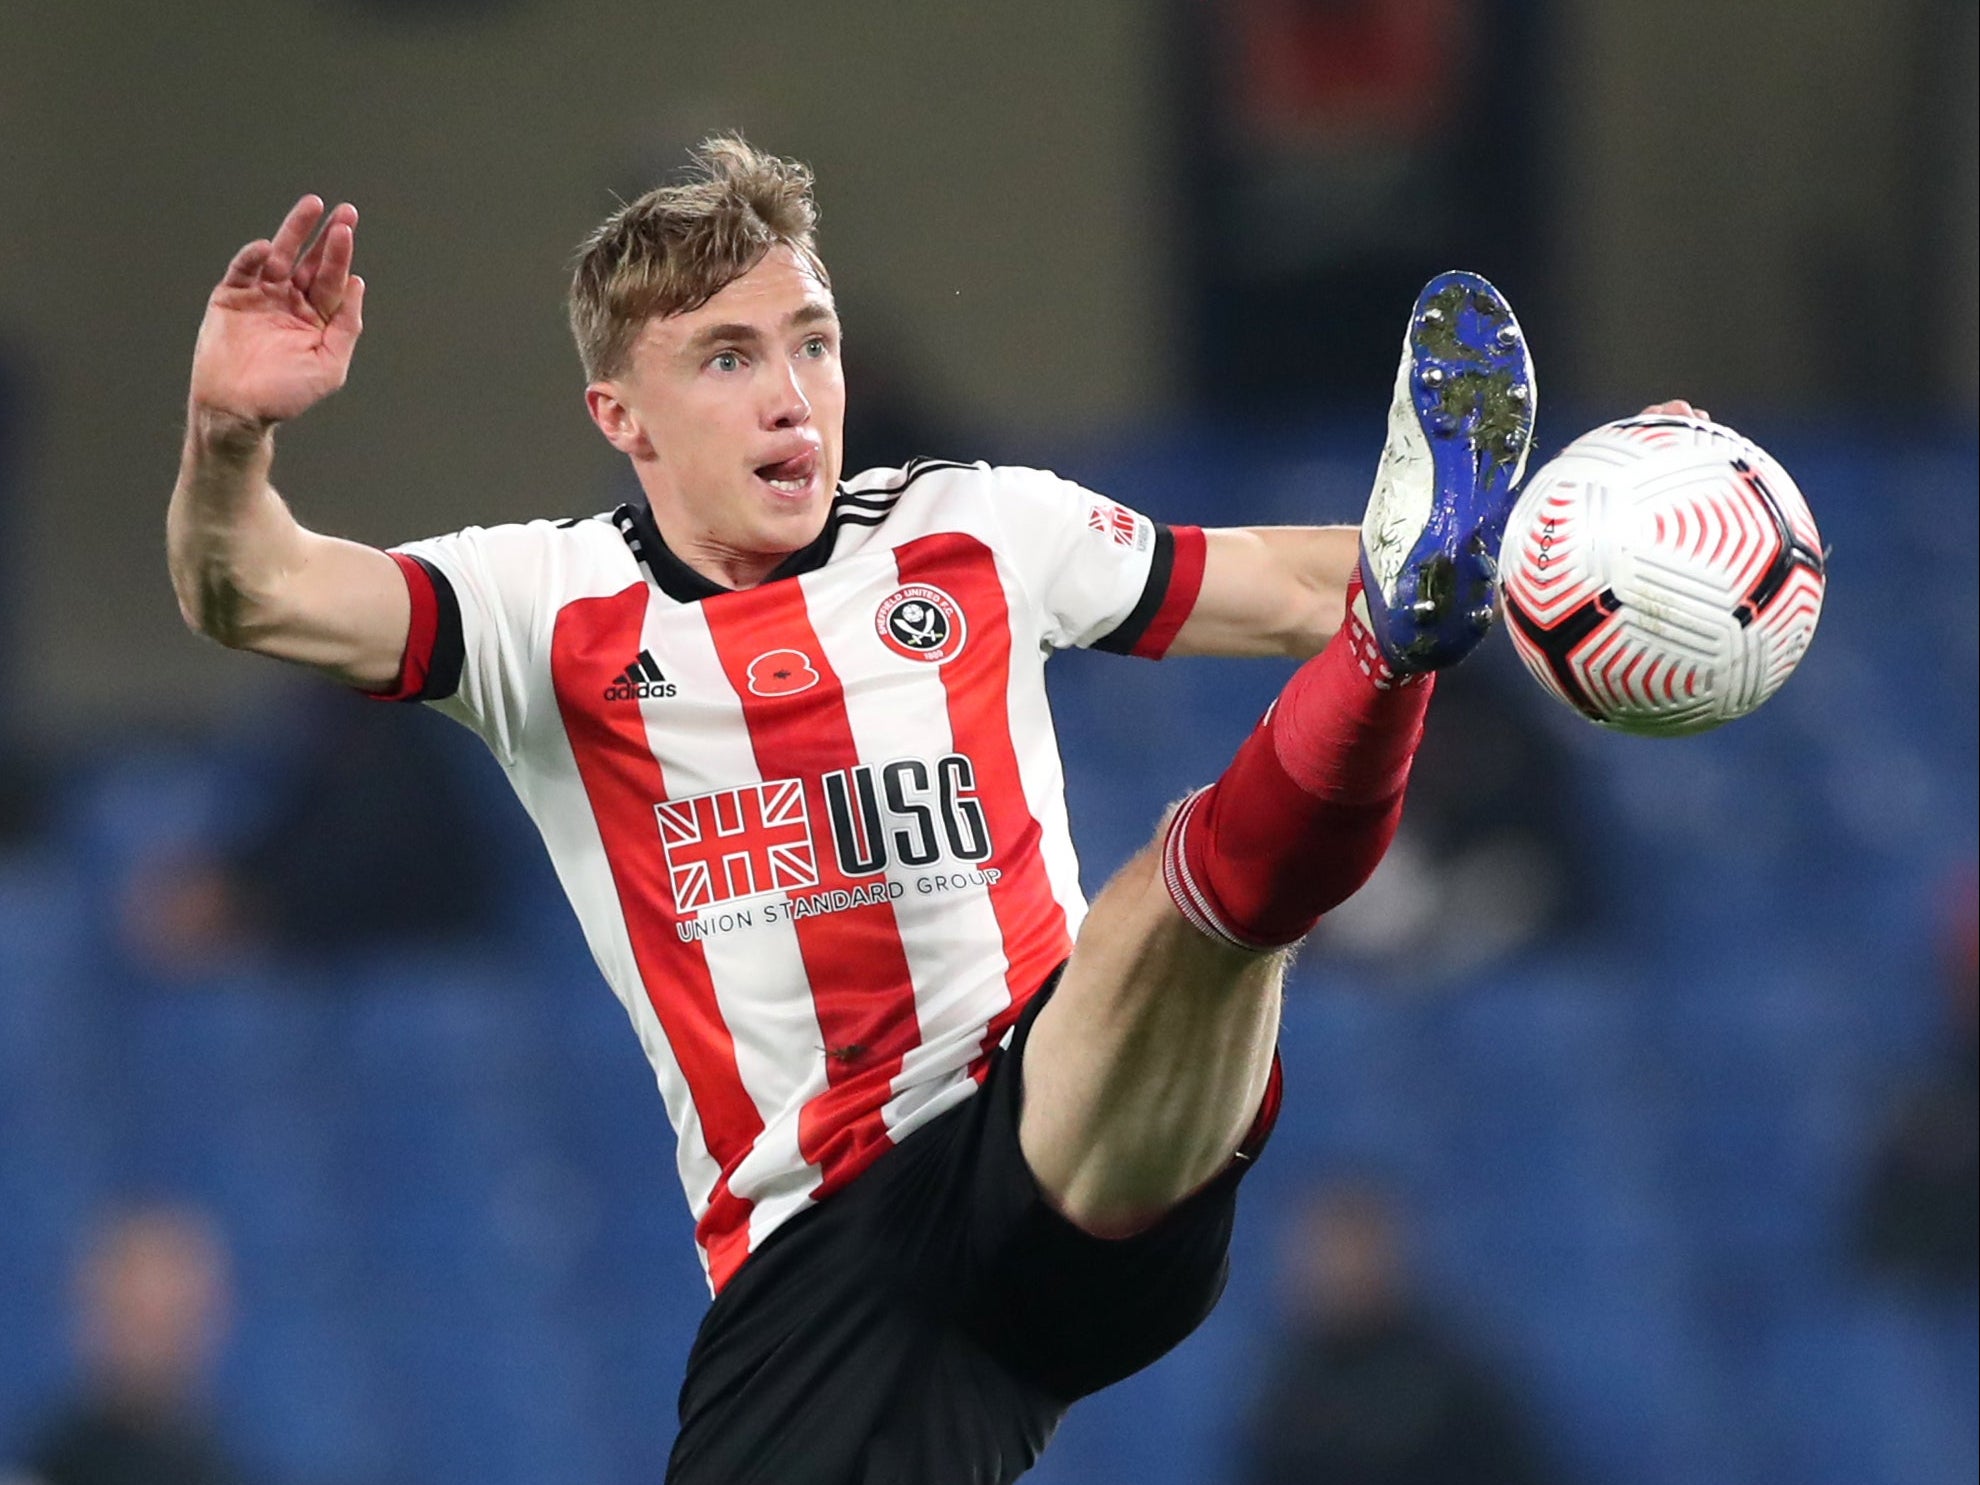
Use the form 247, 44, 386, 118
1854, 864, 1979, 1291
8, 1205, 249, 1485
121, 686, 503, 972
1238, 1180, 1556, 1485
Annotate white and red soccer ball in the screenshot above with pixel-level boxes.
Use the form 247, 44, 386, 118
1500, 415, 1826, 737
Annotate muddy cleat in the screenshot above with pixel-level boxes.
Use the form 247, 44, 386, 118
1357, 271, 1536, 673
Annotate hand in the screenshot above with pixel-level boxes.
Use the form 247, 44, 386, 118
1640, 398, 1710, 420
188, 195, 365, 430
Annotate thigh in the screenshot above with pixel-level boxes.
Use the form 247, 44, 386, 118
959, 986, 1271, 1402
1020, 829, 1285, 1238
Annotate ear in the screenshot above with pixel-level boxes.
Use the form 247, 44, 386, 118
585, 382, 655, 458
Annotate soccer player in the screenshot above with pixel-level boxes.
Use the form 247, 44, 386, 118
167, 139, 1535, 1484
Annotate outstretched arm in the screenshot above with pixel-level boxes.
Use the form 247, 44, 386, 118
167, 194, 408, 689
1164, 525, 1359, 659
1163, 400, 1711, 662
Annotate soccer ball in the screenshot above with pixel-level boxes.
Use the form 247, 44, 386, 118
1500, 415, 1826, 736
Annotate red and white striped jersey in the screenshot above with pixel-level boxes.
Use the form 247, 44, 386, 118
380, 459, 1205, 1290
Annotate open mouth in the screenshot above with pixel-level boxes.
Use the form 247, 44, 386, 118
754, 448, 819, 495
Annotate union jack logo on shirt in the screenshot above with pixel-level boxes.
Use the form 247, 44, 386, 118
1087, 500, 1139, 547
656, 779, 819, 913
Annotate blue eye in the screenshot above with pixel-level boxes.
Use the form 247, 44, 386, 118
801, 337, 828, 358
711, 351, 742, 373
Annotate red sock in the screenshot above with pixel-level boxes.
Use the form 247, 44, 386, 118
1163, 577, 1434, 949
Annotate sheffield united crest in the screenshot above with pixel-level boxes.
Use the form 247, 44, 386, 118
875, 584, 966, 664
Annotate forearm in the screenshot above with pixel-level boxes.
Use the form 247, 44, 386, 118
1167, 525, 1359, 659
166, 404, 408, 690
167, 408, 310, 647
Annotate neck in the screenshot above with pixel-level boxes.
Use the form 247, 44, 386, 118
626, 499, 833, 604
636, 475, 813, 594
636, 511, 789, 594
661, 527, 789, 590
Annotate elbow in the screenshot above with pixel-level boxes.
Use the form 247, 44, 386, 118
170, 567, 212, 639
177, 596, 243, 650
178, 600, 237, 649
171, 568, 264, 651
169, 565, 224, 644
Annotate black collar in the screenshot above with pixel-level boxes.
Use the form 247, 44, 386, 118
611, 461, 968, 603
613, 501, 840, 603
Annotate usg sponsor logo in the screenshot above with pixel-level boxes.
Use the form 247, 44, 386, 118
661, 754, 998, 936
823, 754, 991, 874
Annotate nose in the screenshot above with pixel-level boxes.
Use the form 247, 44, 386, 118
763, 359, 811, 429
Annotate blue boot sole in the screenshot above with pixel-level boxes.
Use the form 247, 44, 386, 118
1359, 270, 1536, 670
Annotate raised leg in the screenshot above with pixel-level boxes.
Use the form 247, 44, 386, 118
1020, 273, 1536, 1238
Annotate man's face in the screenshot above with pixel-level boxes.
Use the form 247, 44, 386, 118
593, 246, 845, 585
81, 1211, 231, 1403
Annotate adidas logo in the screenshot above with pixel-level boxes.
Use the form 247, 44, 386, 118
604, 650, 677, 701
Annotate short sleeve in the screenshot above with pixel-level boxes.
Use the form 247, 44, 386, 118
987, 465, 1206, 657
371, 522, 556, 763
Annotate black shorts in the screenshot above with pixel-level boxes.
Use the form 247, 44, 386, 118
665, 977, 1278, 1485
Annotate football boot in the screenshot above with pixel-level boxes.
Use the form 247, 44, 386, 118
1356, 270, 1536, 673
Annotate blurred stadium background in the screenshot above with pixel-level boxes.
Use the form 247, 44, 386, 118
1, 2, 1974, 1483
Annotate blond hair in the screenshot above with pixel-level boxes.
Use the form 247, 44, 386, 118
568, 135, 829, 381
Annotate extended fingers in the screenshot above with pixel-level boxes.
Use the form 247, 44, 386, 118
294, 202, 357, 283
304, 218, 358, 320
295, 199, 357, 289
266, 194, 327, 282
